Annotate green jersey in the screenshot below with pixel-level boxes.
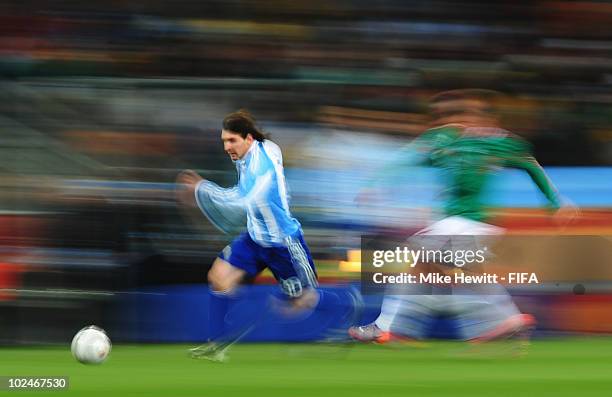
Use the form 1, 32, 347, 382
407, 124, 561, 221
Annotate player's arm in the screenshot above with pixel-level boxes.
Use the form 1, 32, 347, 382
189, 142, 277, 226
190, 174, 247, 234
176, 169, 204, 207
508, 154, 581, 225
177, 168, 246, 209
177, 169, 243, 209
507, 155, 562, 210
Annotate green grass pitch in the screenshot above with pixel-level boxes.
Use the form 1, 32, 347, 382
1, 338, 611, 396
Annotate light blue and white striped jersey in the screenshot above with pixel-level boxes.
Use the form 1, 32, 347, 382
195, 140, 301, 247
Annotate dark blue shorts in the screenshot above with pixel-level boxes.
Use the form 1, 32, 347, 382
218, 232, 318, 297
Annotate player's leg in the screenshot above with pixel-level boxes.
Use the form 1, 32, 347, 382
349, 224, 454, 343
208, 232, 264, 294
189, 233, 262, 361
350, 216, 500, 343
274, 233, 319, 306
442, 216, 535, 342
451, 284, 535, 342
207, 257, 247, 294
349, 283, 433, 343
268, 234, 361, 331
447, 284, 535, 357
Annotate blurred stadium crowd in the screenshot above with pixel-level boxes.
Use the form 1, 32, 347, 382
0, 1, 611, 343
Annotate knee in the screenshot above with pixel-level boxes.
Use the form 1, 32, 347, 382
207, 261, 241, 294
291, 289, 320, 310
208, 268, 230, 293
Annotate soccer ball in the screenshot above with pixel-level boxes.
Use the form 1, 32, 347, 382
71, 326, 112, 364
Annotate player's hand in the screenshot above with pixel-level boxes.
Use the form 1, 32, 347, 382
176, 169, 204, 186
175, 169, 204, 206
553, 202, 581, 228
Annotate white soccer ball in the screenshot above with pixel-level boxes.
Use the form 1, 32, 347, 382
71, 326, 112, 365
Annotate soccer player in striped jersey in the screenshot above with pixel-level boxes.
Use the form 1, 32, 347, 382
177, 110, 352, 360
349, 89, 577, 344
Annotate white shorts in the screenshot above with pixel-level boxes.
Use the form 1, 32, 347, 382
409, 215, 504, 260
416, 215, 504, 236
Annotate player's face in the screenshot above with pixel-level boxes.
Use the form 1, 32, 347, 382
431, 99, 496, 128
221, 129, 254, 160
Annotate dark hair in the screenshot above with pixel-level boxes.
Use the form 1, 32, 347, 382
429, 89, 502, 118
222, 110, 267, 142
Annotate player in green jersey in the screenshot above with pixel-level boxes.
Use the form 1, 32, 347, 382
350, 89, 575, 344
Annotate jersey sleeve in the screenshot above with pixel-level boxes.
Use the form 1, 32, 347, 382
505, 152, 562, 210
194, 180, 247, 234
